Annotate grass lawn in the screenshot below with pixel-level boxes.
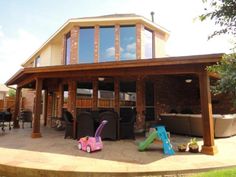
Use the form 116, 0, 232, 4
192, 167, 236, 177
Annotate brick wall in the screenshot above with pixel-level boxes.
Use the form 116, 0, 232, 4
155, 75, 236, 114
21, 89, 35, 112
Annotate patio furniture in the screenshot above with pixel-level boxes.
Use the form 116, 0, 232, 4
63, 111, 74, 139
120, 108, 136, 139
99, 111, 118, 140
0, 112, 5, 132
19, 110, 32, 129
77, 111, 94, 139
3, 109, 12, 130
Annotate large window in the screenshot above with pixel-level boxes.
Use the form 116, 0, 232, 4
65, 33, 71, 65
120, 26, 136, 60
78, 27, 94, 63
144, 28, 153, 59
99, 26, 115, 62
35, 56, 41, 67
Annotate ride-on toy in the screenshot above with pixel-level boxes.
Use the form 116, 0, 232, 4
77, 120, 108, 153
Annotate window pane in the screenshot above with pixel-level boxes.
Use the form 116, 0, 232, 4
144, 28, 153, 59
35, 56, 41, 67
78, 28, 94, 63
65, 34, 71, 65
99, 26, 115, 62
120, 26, 136, 60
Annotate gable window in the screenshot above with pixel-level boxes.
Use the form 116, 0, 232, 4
144, 28, 153, 59
99, 26, 115, 62
35, 56, 41, 67
78, 27, 94, 63
120, 25, 136, 60
65, 33, 71, 65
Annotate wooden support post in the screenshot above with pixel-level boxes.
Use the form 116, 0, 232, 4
92, 79, 98, 110
43, 90, 48, 126
58, 83, 64, 118
68, 80, 77, 138
13, 87, 21, 128
136, 77, 145, 132
31, 78, 43, 138
199, 70, 218, 155
114, 79, 120, 113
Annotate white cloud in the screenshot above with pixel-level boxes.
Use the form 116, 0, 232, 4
124, 52, 136, 59
126, 42, 136, 52
0, 26, 4, 38
105, 46, 115, 58
0, 28, 41, 84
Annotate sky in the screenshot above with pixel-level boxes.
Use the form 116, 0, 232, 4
0, 0, 235, 84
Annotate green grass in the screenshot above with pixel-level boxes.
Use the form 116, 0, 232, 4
192, 167, 236, 177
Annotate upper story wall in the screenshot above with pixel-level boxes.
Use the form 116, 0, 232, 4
23, 15, 169, 68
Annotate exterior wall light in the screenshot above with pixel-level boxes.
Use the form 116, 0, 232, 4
98, 77, 105, 81
185, 79, 192, 83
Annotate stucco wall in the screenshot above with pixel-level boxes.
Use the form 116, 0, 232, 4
40, 45, 52, 66
154, 31, 167, 57
51, 42, 63, 66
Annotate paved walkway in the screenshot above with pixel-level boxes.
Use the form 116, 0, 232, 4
0, 126, 236, 177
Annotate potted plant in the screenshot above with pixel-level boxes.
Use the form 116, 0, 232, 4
188, 138, 199, 153
177, 144, 187, 152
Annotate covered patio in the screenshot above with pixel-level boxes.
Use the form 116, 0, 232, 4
6, 53, 223, 155
1, 125, 236, 177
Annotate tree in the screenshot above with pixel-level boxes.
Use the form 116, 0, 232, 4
200, 0, 236, 106
199, 0, 236, 39
8, 88, 16, 97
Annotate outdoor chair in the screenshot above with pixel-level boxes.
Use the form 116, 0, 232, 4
0, 112, 5, 132
98, 111, 118, 140
19, 110, 32, 129
3, 110, 12, 130
63, 111, 74, 139
77, 111, 94, 139
120, 108, 136, 139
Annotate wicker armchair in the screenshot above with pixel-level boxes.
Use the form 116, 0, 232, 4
77, 111, 94, 139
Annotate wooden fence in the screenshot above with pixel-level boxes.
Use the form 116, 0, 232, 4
0, 96, 15, 112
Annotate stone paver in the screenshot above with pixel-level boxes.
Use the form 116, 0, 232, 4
0, 125, 236, 176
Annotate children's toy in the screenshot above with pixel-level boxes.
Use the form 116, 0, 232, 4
138, 126, 175, 155
78, 120, 108, 153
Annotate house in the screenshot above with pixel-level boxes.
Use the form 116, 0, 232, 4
6, 14, 225, 155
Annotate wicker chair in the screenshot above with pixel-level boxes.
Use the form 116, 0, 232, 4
120, 108, 136, 139
63, 111, 74, 139
77, 111, 94, 139
99, 111, 118, 140
19, 110, 32, 129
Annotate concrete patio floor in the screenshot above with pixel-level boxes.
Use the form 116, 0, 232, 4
0, 125, 236, 177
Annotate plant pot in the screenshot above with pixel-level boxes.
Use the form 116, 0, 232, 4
178, 144, 187, 152
189, 146, 199, 153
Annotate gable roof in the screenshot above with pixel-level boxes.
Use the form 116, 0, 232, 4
21, 13, 169, 67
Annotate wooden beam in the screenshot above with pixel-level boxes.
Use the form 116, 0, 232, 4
199, 70, 218, 155
68, 80, 77, 139
17, 75, 35, 88
31, 78, 43, 138
13, 87, 21, 128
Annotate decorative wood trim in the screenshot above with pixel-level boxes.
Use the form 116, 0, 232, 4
31, 78, 43, 138
199, 69, 217, 155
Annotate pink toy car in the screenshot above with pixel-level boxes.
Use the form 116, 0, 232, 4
77, 120, 108, 153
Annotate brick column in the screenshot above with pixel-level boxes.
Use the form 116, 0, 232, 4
114, 79, 120, 113
43, 89, 48, 126
199, 70, 218, 155
58, 83, 64, 118
68, 80, 77, 138
31, 78, 43, 138
70, 26, 79, 64
61, 34, 66, 64
115, 24, 120, 61
13, 87, 21, 128
136, 77, 145, 131
94, 25, 99, 63
136, 23, 143, 60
